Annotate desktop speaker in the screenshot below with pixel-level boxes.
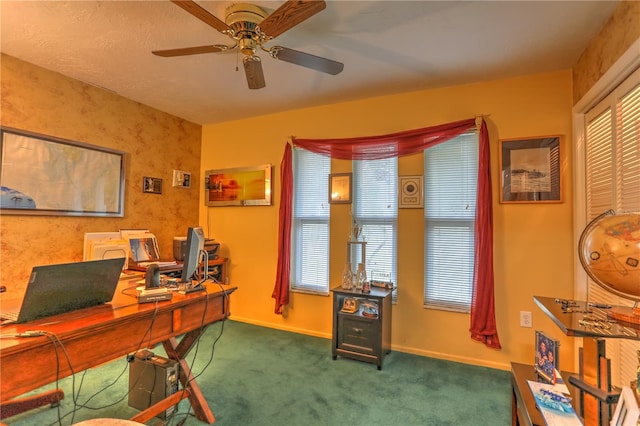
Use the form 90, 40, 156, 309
174, 237, 220, 261
128, 351, 180, 420
173, 237, 187, 261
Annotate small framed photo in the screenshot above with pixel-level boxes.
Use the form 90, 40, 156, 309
340, 297, 359, 314
143, 177, 162, 194
329, 173, 352, 204
172, 169, 191, 189
535, 330, 559, 383
499, 135, 562, 203
398, 175, 423, 208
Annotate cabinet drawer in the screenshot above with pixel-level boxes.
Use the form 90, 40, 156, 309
337, 315, 378, 354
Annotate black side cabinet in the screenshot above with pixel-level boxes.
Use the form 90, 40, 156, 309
331, 287, 392, 370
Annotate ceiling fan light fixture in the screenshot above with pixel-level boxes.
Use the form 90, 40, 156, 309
243, 55, 265, 90
224, 3, 267, 27
239, 34, 257, 56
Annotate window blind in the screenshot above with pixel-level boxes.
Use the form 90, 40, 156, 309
423, 133, 478, 312
353, 157, 398, 295
584, 67, 640, 388
291, 148, 331, 294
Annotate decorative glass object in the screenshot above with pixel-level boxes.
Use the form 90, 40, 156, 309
341, 263, 353, 289
355, 263, 367, 291
362, 279, 371, 294
351, 220, 362, 241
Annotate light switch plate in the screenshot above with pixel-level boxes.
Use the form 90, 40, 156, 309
172, 170, 191, 188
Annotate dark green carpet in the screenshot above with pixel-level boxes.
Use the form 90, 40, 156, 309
6, 320, 511, 425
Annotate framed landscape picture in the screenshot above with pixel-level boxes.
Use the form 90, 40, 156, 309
205, 164, 272, 207
499, 136, 562, 203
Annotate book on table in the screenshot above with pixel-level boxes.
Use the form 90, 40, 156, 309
527, 378, 582, 426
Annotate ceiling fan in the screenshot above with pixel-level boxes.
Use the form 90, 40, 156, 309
153, 0, 344, 89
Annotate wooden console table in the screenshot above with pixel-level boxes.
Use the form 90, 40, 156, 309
0, 280, 237, 424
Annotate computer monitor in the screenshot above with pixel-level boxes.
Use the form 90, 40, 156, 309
180, 226, 205, 284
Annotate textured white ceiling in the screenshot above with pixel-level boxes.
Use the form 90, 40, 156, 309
0, 1, 619, 125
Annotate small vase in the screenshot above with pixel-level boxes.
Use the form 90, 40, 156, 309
341, 263, 353, 289
355, 263, 366, 291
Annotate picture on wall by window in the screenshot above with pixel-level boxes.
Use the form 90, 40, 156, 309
398, 175, 423, 208
204, 164, 272, 207
329, 173, 352, 204
499, 136, 562, 203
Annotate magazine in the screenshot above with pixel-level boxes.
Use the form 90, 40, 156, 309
527, 380, 582, 426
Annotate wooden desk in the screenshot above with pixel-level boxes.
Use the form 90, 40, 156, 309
0, 280, 237, 424
511, 362, 579, 426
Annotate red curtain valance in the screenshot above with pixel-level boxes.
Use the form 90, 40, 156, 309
272, 118, 501, 349
293, 118, 477, 160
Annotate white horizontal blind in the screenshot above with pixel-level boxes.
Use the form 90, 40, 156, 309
353, 157, 398, 297
584, 67, 640, 388
291, 148, 331, 294
423, 133, 478, 312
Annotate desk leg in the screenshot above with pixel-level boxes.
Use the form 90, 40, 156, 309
0, 389, 64, 420
163, 330, 215, 424
512, 386, 517, 426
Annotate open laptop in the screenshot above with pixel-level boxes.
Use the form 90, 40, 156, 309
0, 257, 125, 324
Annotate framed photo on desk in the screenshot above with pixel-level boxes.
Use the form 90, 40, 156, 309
535, 330, 559, 383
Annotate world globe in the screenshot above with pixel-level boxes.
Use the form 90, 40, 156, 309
578, 210, 640, 301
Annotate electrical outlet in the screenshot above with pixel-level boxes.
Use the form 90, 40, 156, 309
520, 311, 532, 328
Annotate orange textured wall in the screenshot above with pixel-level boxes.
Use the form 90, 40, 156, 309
573, 0, 640, 103
0, 54, 201, 294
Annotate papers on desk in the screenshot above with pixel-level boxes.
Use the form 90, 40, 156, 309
527, 379, 582, 426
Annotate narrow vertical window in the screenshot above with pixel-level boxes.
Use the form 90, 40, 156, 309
424, 133, 478, 312
353, 157, 398, 297
291, 148, 331, 293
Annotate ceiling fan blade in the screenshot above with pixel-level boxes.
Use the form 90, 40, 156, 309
271, 46, 343, 75
259, 0, 326, 39
170, 0, 231, 34
243, 56, 266, 90
152, 45, 226, 57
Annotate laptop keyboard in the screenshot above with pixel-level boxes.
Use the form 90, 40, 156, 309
0, 311, 18, 321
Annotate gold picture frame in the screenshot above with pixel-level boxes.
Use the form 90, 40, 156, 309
499, 135, 562, 203
329, 173, 352, 204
